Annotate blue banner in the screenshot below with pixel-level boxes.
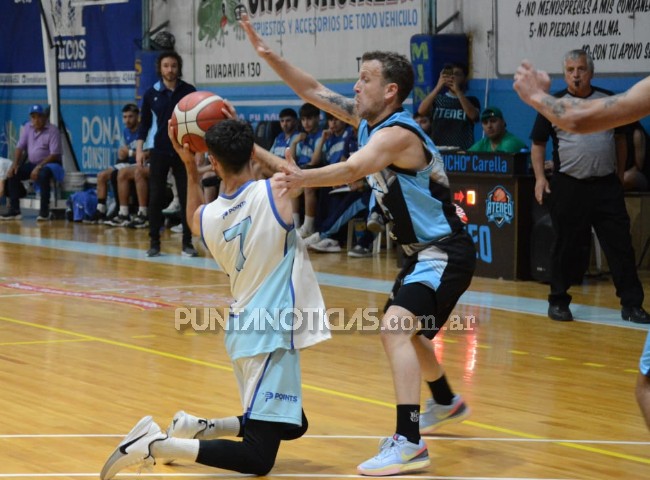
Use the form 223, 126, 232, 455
0, 2, 44, 75
0, 0, 142, 172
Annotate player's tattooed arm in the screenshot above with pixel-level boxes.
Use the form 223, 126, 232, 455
603, 94, 622, 109
317, 91, 355, 116
315, 90, 357, 126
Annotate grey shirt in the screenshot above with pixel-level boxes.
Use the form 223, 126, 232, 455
530, 87, 622, 180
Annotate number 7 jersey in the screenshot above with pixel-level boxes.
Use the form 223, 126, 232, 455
200, 179, 330, 360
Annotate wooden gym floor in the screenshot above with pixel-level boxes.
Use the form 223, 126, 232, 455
1, 215, 649, 479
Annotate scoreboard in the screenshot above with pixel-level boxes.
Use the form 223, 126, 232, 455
443, 152, 534, 280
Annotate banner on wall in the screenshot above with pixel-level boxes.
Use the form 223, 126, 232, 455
0, 2, 44, 85
0, 0, 141, 173
0, 0, 139, 86
194, 0, 423, 85
497, 0, 650, 75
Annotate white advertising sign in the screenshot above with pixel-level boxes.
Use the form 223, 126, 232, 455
194, 0, 423, 85
497, 0, 650, 75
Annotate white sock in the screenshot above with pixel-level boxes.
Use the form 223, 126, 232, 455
138, 206, 148, 215
97, 204, 106, 213
292, 213, 301, 229
303, 216, 314, 232
119, 206, 129, 216
197, 416, 241, 440
151, 437, 199, 461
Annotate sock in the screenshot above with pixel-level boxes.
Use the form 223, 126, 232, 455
97, 203, 106, 213
196, 416, 241, 440
150, 437, 199, 461
138, 206, 148, 215
303, 216, 314, 232
428, 375, 454, 406
292, 213, 301, 229
396, 404, 421, 444
119, 206, 129, 217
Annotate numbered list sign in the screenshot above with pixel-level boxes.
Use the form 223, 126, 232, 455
497, 0, 650, 75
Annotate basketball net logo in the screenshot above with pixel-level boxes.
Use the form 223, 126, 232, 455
485, 185, 514, 228
44, 1, 129, 40
47, 0, 86, 36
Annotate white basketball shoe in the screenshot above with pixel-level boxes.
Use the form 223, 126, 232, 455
162, 410, 209, 465
100, 416, 166, 480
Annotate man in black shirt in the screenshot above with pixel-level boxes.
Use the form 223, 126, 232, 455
136, 51, 200, 257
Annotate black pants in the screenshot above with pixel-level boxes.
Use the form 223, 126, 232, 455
6, 162, 54, 216
147, 150, 191, 247
196, 411, 308, 476
547, 172, 643, 308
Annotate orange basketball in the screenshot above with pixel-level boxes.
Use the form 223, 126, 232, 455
171, 91, 226, 153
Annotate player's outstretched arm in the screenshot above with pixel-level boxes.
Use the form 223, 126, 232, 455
514, 60, 650, 133
276, 126, 409, 190
168, 120, 204, 237
252, 144, 292, 177
239, 13, 358, 128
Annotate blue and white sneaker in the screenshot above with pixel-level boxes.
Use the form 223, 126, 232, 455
419, 394, 470, 434
357, 434, 430, 476
100, 416, 166, 480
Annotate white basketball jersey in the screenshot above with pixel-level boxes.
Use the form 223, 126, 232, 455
201, 179, 330, 360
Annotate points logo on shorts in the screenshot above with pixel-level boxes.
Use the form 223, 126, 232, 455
262, 391, 299, 403
485, 185, 514, 228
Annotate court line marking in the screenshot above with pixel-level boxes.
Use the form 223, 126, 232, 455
1, 315, 649, 467
0, 338, 90, 347
0, 433, 649, 445
1, 233, 645, 330
1, 282, 175, 310
0, 474, 571, 479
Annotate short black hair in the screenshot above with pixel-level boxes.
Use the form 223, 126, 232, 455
205, 119, 254, 174
279, 108, 297, 119
156, 50, 183, 78
122, 103, 139, 114
299, 103, 320, 118
451, 62, 468, 76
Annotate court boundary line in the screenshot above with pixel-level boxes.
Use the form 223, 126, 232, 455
1, 233, 645, 330
1, 314, 649, 467
0, 473, 572, 479
1, 433, 649, 445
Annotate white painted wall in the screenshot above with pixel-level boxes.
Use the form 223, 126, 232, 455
155, 1, 498, 86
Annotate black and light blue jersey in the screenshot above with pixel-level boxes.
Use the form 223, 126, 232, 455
359, 109, 465, 254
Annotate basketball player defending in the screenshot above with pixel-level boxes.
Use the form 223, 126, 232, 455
99, 118, 331, 479
239, 13, 476, 476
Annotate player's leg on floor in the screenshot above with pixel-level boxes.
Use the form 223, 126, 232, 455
357, 305, 430, 476
415, 335, 470, 433
155, 418, 287, 475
